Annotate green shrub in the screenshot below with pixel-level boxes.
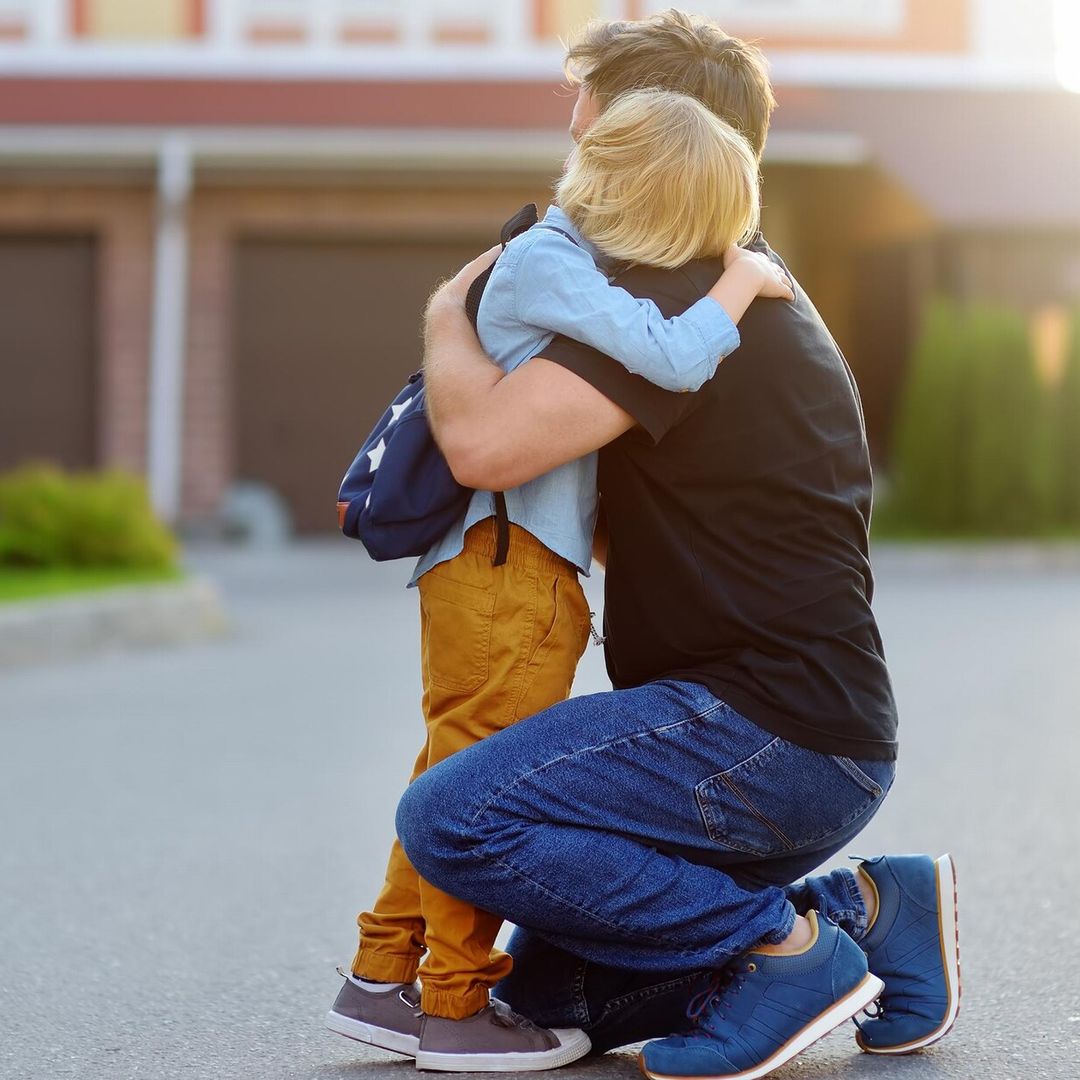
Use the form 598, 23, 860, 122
890, 298, 973, 532
0, 464, 177, 570
963, 305, 1052, 534
1052, 308, 1080, 527
889, 297, 1055, 536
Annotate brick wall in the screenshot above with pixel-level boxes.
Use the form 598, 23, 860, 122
0, 183, 154, 478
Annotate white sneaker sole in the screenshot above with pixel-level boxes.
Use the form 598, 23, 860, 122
857, 852, 962, 1055
325, 1009, 421, 1057
639, 971, 885, 1080
414, 1027, 592, 1073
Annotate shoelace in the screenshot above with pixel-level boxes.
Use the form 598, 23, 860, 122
853, 994, 885, 1033
684, 962, 753, 1034
854, 958, 928, 1031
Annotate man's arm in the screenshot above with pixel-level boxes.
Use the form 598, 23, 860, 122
423, 252, 635, 492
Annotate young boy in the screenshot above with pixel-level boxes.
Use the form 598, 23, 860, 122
329, 89, 792, 1072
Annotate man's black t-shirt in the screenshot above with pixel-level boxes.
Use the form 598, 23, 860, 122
543, 237, 898, 760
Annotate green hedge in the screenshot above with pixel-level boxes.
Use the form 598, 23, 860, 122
1053, 309, 1080, 528
0, 465, 178, 570
887, 298, 1073, 537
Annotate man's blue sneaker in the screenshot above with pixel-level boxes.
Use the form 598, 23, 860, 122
638, 910, 883, 1080
854, 853, 961, 1054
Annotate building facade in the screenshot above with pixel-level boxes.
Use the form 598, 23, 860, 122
1, 0, 1076, 531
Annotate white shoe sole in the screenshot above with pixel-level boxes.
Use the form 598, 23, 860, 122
325, 1009, 421, 1057
414, 1027, 592, 1072
857, 852, 962, 1055
640, 971, 885, 1080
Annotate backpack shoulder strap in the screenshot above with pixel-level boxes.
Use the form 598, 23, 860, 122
464, 204, 540, 568
533, 224, 581, 248
501, 202, 540, 245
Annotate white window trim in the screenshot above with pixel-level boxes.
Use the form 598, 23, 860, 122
639, 0, 907, 37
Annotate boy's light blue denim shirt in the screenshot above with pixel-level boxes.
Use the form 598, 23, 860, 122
410, 204, 740, 586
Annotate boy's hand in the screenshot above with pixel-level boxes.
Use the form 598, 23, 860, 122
722, 245, 794, 302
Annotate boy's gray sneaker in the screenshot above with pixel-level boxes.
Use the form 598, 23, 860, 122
414, 998, 591, 1072
325, 967, 423, 1057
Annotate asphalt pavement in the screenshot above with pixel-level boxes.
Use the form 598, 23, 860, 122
2, 539, 1079, 1079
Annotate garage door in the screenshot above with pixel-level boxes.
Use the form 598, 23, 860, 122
233, 237, 484, 533
0, 236, 97, 471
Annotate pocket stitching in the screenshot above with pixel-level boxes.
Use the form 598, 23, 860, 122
695, 774, 773, 856
721, 774, 795, 851
696, 774, 787, 856
421, 573, 495, 694
835, 755, 883, 797
695, 745, 884, 856
429, 613, 491, 693
420, 569, 496, 615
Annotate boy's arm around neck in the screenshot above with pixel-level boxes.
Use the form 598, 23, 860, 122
514, 226, 738, 393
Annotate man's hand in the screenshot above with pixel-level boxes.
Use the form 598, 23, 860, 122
420, 243, 636, 492
427, 244, 502, 315
421, 245, 505, 464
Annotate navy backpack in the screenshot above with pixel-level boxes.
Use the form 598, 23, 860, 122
336, 204, 539, 564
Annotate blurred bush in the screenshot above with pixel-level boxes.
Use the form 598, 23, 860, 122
888, 298, 970, 532
0, 465, 178, 569
1052, 310, 1080, 528
887, 297, 1073, 537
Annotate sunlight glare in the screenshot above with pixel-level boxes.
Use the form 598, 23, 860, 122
1055, 0, 1080, 92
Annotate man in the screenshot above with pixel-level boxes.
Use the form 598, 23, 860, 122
396, 11, 959, 1077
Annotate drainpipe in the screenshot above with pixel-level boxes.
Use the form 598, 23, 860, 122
147, 133, 192, 524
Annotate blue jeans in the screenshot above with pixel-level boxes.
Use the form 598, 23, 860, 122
396, 680, 895, 1050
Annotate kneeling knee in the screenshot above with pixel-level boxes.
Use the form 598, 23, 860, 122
395, 768, 473, 888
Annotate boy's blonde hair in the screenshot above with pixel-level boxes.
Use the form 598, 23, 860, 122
555, 88, 760, 271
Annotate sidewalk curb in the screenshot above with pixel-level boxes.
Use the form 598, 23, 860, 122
0, 575, 228, 669
871, 541, 1080, 573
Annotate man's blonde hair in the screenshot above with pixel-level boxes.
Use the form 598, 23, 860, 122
555, 88, 759, 271
565, 9, 776, 161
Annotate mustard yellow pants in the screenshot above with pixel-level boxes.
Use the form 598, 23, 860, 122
352, 520, 591, 1019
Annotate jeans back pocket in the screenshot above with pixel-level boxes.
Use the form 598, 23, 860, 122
695, 737, 886, 857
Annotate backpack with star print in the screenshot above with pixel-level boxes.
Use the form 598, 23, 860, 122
335, 369, 464, 561
335, 204, 539, 563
